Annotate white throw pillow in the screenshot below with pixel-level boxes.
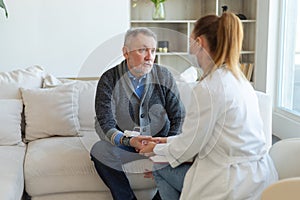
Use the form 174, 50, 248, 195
179, 66, 199, 83
176, 80, 198, 110
0, 99, 23, 146
172, 66, 199, 110
76, 80, 98, 131
0, 65, 45, 99
21, 84, 80, 141
43, 75, 98, 131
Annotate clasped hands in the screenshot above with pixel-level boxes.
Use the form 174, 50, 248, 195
129, 136, 167, 155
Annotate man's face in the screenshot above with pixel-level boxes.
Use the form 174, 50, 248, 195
123, 33, 156, 77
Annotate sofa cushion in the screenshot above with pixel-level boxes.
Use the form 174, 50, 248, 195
24, 131, 156, 196
76, 80, 98, 131
21, 84, 80, 141
179, 66, 198, 83
24, 131, 107, 196
0, 99, 23, 146
0, 146, 26, 200
0, 65, 45, 99
255, 91, 272, 150
176, 80, 198, 111
28, 190, 156, 200
43, 75, 98, 131
166, 66, 199, 111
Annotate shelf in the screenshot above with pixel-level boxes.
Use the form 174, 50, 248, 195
241, 51, 255, 54
131, 20, 197, 23
130, 0, 257, 81
242, 20, 256, 23
132, 19, 255, 24
131, 0, 216, 21
156, 52, 189, 56
158, 52, 254, 55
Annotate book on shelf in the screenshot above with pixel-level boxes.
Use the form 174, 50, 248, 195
246, 63, 254, 81
240, 63, 248, 77
240, 63, 254, 81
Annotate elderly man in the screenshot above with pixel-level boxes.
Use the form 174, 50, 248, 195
90, 27, 185, 200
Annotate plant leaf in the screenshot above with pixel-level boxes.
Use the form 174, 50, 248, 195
151, 0, 157, 5
0, 0, 8, 18
158, 0, 166, 3
151, 0, 166, 6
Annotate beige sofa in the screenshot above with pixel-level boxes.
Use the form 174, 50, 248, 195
0, 66, 273, 200
0, 66, 158, 200
0, 66, 44, 200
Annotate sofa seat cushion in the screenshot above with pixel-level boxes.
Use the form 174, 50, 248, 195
30, 189, 156, 200
0, 146, 26, 200
24, 131, 156, 196
24, 131, 105, 196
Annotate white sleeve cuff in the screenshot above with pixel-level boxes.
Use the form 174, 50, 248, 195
153, 143, 168, 156
167, 135, 177, 143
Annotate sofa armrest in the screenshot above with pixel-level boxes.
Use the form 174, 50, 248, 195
255, 91, 272, 150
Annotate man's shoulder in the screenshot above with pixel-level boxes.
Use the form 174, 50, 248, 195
100, 62, 125, 81
153, 64, 173, 77
102, 64, 121, 75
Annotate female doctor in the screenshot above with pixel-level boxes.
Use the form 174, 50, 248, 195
139, 12, 278, 200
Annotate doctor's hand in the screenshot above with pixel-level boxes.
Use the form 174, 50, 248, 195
143, 169, 154, 179
150, 137, 167, 144
129, 135, 152, 151
139, 142, 156, 154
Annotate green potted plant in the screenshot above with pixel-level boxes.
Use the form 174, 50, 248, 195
0, 0, 8, 18
151, 0, 166, 20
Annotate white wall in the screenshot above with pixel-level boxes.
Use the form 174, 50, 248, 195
0, 0, 130, 77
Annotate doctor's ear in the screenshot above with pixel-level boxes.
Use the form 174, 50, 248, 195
195, 38, 202, 46
195, 37, 204, 50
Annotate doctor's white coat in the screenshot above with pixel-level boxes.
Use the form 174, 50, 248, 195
154, 68, 278, 200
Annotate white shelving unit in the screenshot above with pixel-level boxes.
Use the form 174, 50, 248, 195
130, 0, 257, 80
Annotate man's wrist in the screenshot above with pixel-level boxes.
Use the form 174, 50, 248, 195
113, 132, 123, 146
121, 136, 132, 146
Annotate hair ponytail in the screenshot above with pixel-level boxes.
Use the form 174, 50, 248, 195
213, 12, 244, 79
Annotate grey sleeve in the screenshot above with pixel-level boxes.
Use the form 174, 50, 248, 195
94, 71, 119, 142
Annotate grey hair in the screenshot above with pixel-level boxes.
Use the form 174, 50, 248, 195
124, 27, 157, 47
